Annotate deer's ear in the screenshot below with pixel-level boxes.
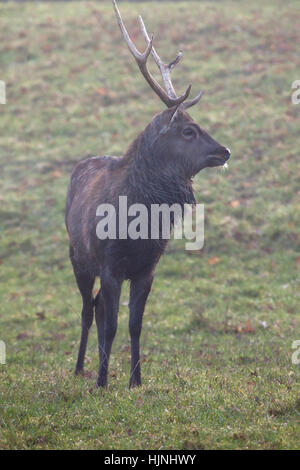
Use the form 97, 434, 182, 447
160, 105, 181, 135
168, 104, 180, 126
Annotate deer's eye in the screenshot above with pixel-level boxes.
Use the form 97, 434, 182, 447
182, 127, 197, 139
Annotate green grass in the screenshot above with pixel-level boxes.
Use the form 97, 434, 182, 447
0, 0, 300, 450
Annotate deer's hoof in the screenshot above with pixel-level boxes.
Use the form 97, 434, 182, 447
129, 378, 142, 389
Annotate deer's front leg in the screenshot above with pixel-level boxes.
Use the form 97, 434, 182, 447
97, 272, 122, 388
129, 272, 153, 388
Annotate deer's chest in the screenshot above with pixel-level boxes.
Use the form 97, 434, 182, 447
106, 238, 167, 280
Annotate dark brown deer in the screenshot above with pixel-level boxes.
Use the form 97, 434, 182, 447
65, 0, 230, 388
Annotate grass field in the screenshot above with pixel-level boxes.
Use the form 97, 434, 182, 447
0, 0, 300, 450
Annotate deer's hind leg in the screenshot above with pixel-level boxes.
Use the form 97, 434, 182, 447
70, 247, 95, 375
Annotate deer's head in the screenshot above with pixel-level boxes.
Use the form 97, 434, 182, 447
113, 0, 230, 179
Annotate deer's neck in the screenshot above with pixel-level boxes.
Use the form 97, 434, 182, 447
123, 137, 195, 207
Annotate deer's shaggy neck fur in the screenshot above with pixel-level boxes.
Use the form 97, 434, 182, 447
121, 109, 196, 208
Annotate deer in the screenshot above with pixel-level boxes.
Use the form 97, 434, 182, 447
65, 0, 230, 388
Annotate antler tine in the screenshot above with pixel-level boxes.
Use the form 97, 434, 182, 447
168, 51, 183, 71
113, 0, 149, 61
139, 15, 181, 99
139, 14, 203, 110
112, 0, 191, 108
182, 90, 203, 110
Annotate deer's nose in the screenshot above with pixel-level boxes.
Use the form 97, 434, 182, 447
223, 147, 231, 160
210, 146, 231, 160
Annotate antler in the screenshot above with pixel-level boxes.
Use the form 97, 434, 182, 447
112, 0, 201, 109
138, 16, 203, 110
